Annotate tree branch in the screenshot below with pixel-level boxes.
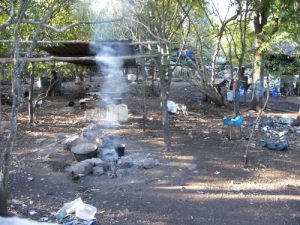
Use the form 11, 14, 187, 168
20, 18, 124, 33
0, 1, 16, 30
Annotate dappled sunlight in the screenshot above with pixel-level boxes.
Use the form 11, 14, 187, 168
152, 175, 300, 192
22, 131, 60, 138
151, 185, 300, 202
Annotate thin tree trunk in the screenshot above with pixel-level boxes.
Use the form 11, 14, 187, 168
0, 65, 7, 217
139, 45, 147, 133
160, 79, 172, 151
211, 34, 222, 84
28, 63, 35, 123
1, 55, 21, 218
157, 46, 172, 151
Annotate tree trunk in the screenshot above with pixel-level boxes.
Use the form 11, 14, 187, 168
1, 61, 21, 216
160, 78, 172, 151
28, 63, 35, 123
157, 44, 172, 151
250, 4, 269, 111
0, 67, 7, 215
250, 37, 264, 110
0, 174, 7, 216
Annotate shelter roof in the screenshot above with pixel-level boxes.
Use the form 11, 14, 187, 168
39, 40, 137, 67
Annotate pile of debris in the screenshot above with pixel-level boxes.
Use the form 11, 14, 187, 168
255, 114, 300, 151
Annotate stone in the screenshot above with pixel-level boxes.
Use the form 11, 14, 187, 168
93, 166, 105, 176
65, 160, 94, 175
138, 158, 159, 169
85, 158, 105, 166
118, 157, 134, 169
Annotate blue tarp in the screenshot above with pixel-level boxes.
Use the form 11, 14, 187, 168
223, 115, 244, 126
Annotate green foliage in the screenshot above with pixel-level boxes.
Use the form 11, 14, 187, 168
265, 53, 300, 76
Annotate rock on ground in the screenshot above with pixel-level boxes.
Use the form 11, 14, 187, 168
93, 166, 105, 176
85, 158, 105, 166
65, 160, 94, 175
138, 158, 159, 169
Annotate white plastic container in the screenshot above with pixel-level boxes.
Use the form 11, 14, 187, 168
106, 104, 128, 122
118, 104, 128, 121
106, 105, 118, 121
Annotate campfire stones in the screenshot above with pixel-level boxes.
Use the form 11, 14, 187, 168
118, 157, 134, 169
66, 158, 105, 176
93, 166, 105, 176
66, 160, 94, 176
85, 158, 105, 166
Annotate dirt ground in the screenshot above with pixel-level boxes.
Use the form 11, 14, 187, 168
1, 75, 300, 225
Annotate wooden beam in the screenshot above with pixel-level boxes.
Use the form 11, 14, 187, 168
0, 54, 159, 64
0, 40, 163, 45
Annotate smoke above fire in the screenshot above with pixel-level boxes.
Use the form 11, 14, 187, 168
76, 0, 130, 122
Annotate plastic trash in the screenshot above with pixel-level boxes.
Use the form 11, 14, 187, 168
167, 100, 177, 114
56, 198, 98, 223
75, 203, 97, 221
55, 198, 84, 222
281, 115, 293, 124
223, 115, 244, 126
227, 91, 234, 102
260, 140, 288, 151
64, 220, 99, 225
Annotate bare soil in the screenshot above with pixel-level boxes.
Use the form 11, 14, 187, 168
1, 76, 300, 225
